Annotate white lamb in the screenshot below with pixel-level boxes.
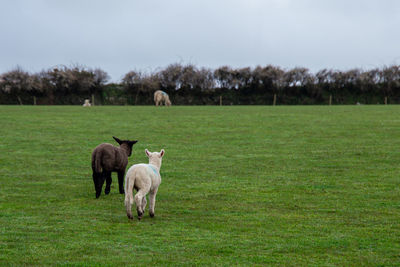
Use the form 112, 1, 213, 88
154, 90, 172, 106
124, 149, 165, 220
83, 99, 91, 107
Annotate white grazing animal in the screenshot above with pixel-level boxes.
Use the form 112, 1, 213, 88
154, 90, 171, 106
83, 99, 91, 107
124, 149, 165, 220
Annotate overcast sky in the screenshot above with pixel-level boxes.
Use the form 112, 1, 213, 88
1, 0, 399, 81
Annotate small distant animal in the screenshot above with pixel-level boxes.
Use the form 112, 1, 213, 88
154, 90, 171, 106
125, 149, 165, 220
91, 137, 138, 198
83, 99, 91, 107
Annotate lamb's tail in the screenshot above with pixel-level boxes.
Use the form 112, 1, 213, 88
125, 168, 136, 219
154, 90, 161, 102
91, 150, 102, 173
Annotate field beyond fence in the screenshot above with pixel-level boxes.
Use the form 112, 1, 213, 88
0, 105, 399, 265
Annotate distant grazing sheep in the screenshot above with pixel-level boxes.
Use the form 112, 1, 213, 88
91, 137, 138, 198
83, 99, 91, 106
154, 90, 171, 106
125, 149, 165, 220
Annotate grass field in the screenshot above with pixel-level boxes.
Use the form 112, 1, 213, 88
0, 105, 399, 266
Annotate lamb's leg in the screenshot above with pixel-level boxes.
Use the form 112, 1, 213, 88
149, 187, 158, 218
117, 171, 125, 194
95, 173, 106, 198
126, 202, 133, 220
135, 188, 149, 220
92, 172, 99, 198
141, 196, 147, 213
104, 171, 112, 195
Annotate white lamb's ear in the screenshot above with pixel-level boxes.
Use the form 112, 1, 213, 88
145, 149, 150, 157
159, 149, 165, 157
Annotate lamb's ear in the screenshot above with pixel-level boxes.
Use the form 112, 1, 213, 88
145, 149, 150, 157
129, 140, 138, 146
159, 149, 165, 157
113, 136, 122, 145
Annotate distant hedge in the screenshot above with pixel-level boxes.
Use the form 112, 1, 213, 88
1, 63, 399, 105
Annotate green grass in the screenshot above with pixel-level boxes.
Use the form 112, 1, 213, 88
0, 105, 399, 266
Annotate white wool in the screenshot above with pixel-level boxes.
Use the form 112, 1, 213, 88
83, 99, 91, 107
154, 90, 172, 106
124, 149, 165, 220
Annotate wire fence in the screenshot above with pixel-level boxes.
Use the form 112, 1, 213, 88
2, 92, 400, 106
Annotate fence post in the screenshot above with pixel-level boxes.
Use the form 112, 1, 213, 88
384, 96, 387, 105
220, 95, 222, 106
33, 96, 37, 105
92, 94, 95, 106
329, 95, 332, 106
273, 94, 277, 106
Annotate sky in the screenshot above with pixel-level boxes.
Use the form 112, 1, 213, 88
1, 0, 399, 81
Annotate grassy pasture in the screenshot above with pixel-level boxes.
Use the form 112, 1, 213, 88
0, 105, 399, 266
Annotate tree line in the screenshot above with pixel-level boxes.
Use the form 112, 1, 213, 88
1, 63, 400, 105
